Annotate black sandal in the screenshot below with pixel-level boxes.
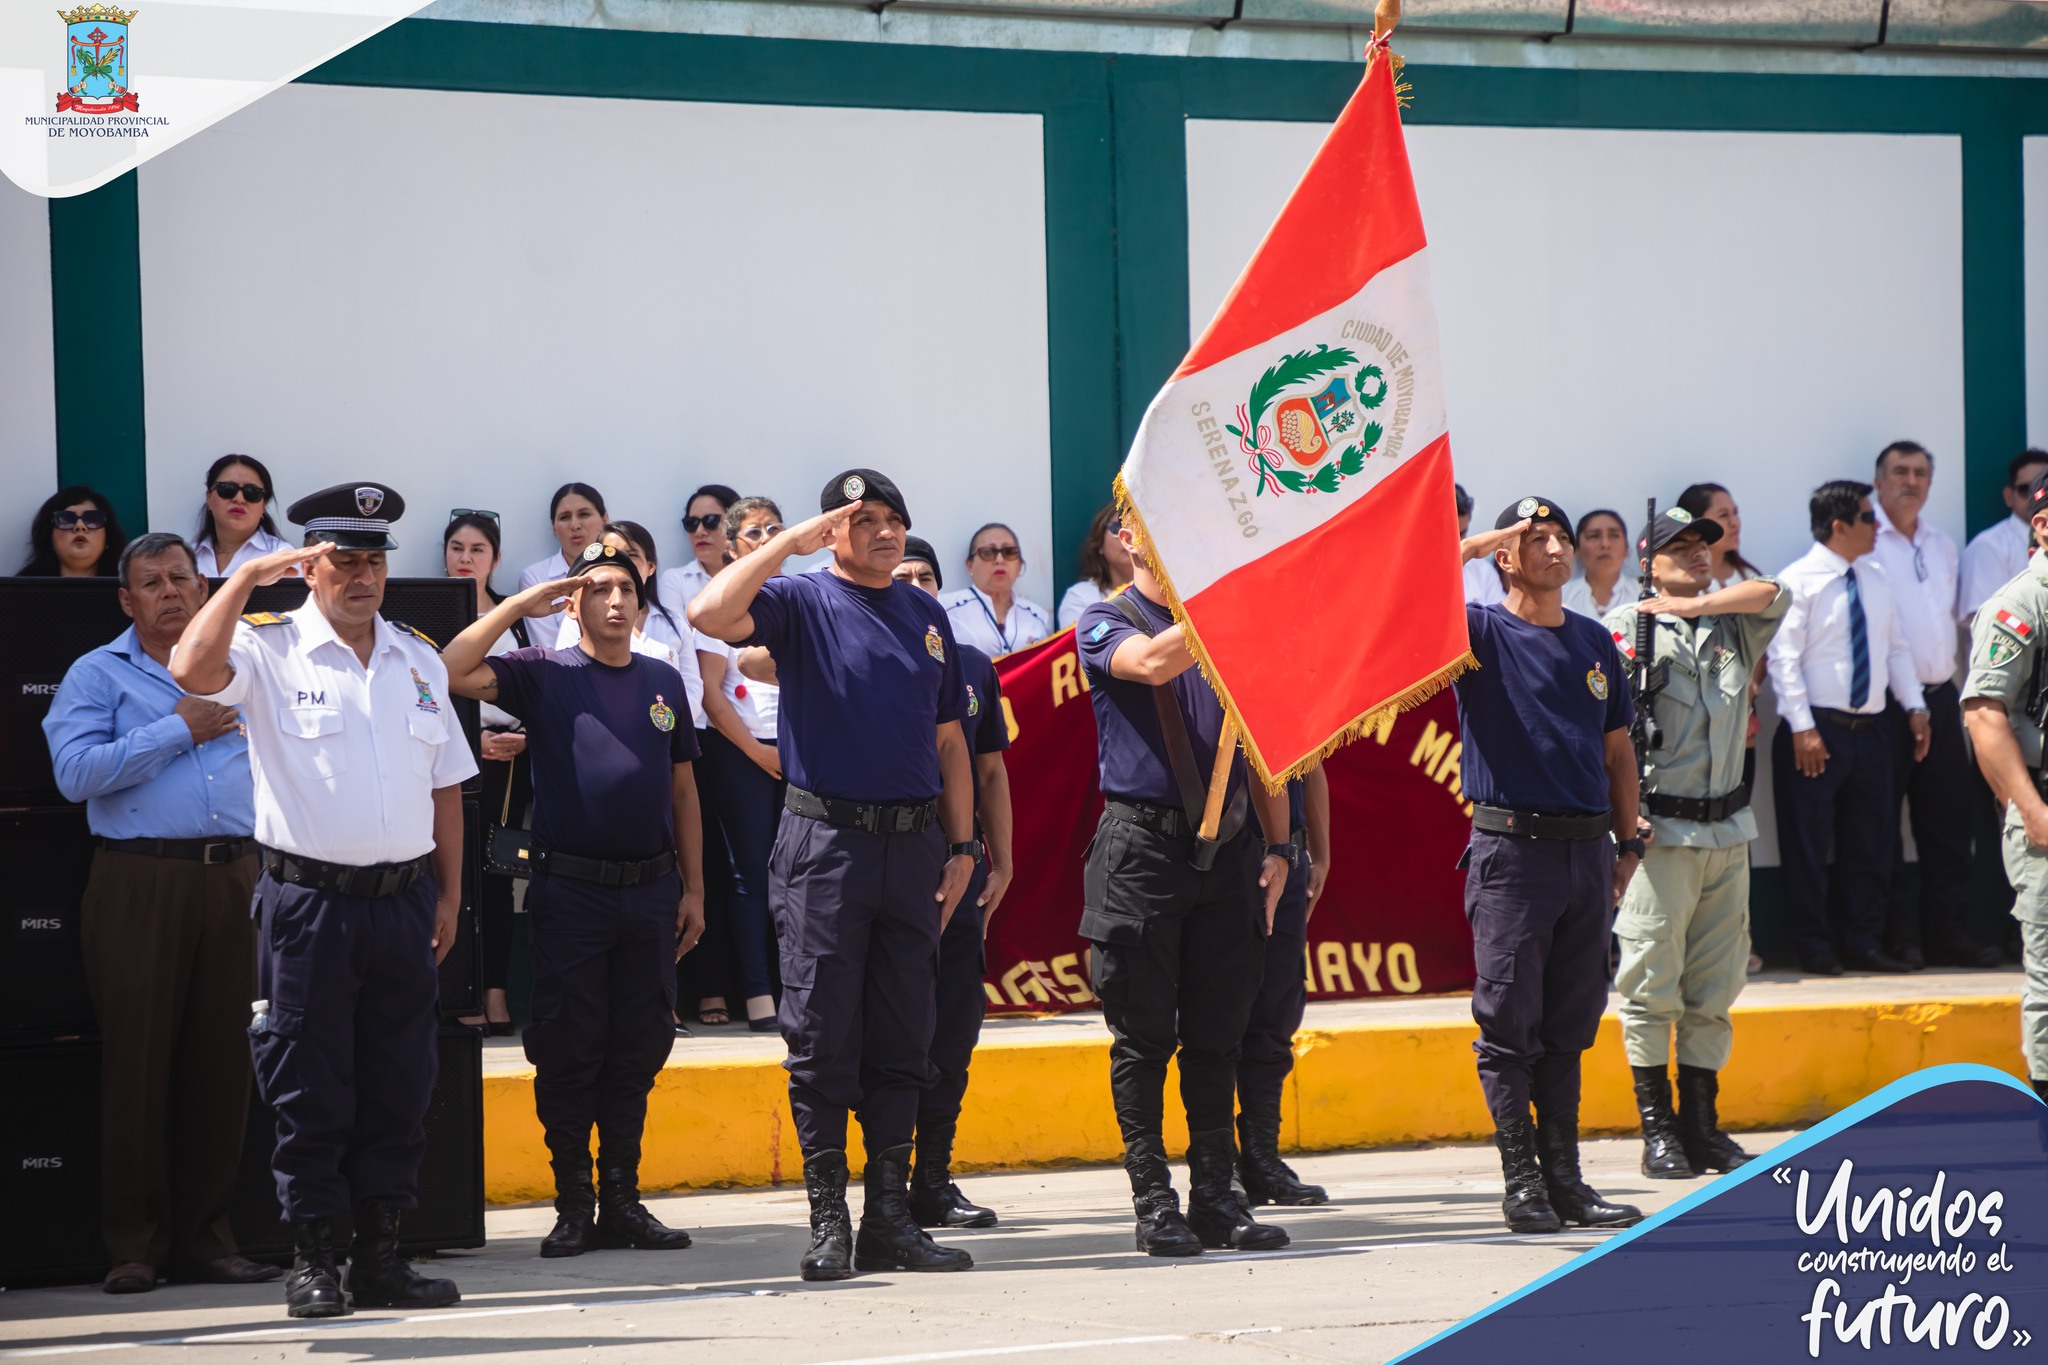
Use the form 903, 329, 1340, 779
698, 1005, 731, 1026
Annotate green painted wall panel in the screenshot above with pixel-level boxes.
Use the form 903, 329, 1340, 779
48, 171, 147, 537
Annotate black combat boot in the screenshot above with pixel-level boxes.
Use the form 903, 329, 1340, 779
284, 1219, 349, 1319
853, 1144, 973, 1273
1630, 1065, 1695, 1180
1534, 1117, 1643, 1229
1495, 1118, 1564, 1234
1236, 1101, 1328, 1206
1185, 1129, 1290, 1251
1126, 1143, 1202, 1257
908, 1146, 997, 1229
594, 1164, 692, 1249
343, 1203, 460, 1309
1675, 1065, 1753, 1174
799, 1150, 855, 1281
540, 1168, 596, 1259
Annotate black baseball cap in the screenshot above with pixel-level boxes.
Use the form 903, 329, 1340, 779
288, 481, 403, 550
900, 535, 943, 590
1638, 506, 1723, 559
821, 468, 911, 530
1495, 496, 1574, 545
567, 540, 644, 599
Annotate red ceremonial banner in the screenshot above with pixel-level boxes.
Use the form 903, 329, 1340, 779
980, 628, 1478, 1015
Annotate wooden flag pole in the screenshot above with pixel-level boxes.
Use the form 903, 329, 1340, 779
1197, 718, 1239, 842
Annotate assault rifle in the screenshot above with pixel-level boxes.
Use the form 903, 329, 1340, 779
1630, 497, 1668, 772
2026, 625, 2048, 802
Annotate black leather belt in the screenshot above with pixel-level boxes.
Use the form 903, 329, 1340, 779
260, 848, 432, 899
1813, 707, 1883, 732
1471, 805, 1611, 842
102, 836, 252, 865
1644, 784, 1751, 823
785, 786, 937, 835
533, 847, 676, 888
1106, 797, 1193, 840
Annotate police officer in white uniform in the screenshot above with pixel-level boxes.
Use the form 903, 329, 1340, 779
171, 482, 478, 1320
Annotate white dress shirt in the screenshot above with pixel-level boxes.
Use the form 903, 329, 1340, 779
1058, 580, 1107, 630
1766, 543, 1925, 732
656, 559, 714, 622
695, 631, 778, 739
557, 603, 707, 728
1871, 503, 1960, 685
1562, 575, 1626, 621
516, 551, 573, 650
941, 586, 1053, 657
1958, 514, 2032, 622
195, 527, 296, 578
188, 604, 479, 865
1463, 556, 1505, 606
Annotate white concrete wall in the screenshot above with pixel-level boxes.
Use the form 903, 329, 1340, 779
2029, 136, 2048, 451
0, 183, 57, 569
1188, 122, 1966, 865
136, 84, 1056, 608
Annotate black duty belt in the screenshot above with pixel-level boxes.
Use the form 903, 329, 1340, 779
785, 786, 937, 835
102, 836, 252, 865
1644, 784, 1751, 823
533, 847, 676, 888
260, 848, 432, 899
1471, 805, 1610, 842
1105, 797, 1193, 840
1812, 707, 1883, 732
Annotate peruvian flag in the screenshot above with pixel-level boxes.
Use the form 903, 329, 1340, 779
1116, 36, 1467, 786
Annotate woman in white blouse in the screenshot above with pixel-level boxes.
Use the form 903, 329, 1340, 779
192, 453, 294, 577
1562, 508, 1629, 620
516, 482, 608, 649
941, 522, 1053, 655
1056, 503, 1135, 629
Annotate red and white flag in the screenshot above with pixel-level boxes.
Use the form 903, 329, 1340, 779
1116, 38, 1468, 786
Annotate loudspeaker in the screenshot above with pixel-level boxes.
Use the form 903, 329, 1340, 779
435, 799, 482, 1017
0, 1041, 106, 1287
0, 809, 99, 1044
231, 1027, 485, 1261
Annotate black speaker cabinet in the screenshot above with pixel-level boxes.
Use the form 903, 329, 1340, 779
0, 1042, 106, 1287
436, 799, 482, 1017
0, 809, 99, 1044
232, 1027, 485, 1261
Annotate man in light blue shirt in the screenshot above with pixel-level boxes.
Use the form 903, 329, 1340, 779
42, 531, 276, 1296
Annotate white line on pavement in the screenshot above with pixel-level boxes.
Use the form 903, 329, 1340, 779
802, 1337, 1189, 1365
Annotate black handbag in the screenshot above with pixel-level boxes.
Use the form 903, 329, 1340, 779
483, 737, 532, 879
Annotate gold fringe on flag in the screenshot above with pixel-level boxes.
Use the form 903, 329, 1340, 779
1113, 473, 1474, 794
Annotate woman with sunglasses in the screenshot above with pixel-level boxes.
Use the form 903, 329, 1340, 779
194, 455, 292, 577
445, 512, 529, 1036
657, 484, 740, 616
518, 484, 608, 650
19, 486, 127, 576
941, 522, 1051, 657
692, 496, 785, 1034
1056, 503, 1136, 630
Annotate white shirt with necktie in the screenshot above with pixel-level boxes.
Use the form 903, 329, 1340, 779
1958, 513, 2032, 622
1766, 542, 1925, 733
1871, 502, 1959, 687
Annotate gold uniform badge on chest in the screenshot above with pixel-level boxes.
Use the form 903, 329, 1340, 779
924, 624, 945, 663
1586, 662, 1609, 700
650, 693, 677, 733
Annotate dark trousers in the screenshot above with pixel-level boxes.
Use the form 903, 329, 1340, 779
524, 870, 679, 1183
700, 727, 784, 1001
916, 859, 990, 1161
1238, 857, 1311, 1111
1772, 713, 1897, 959
1082, 814, 1265, 1171
250, 870, 440, 1220
477, 751, 530, 994
81, 847, 258, 1267
771, 813, 944, 1156
1884, 682, 1977, 953
1464, 829, 1613, 1129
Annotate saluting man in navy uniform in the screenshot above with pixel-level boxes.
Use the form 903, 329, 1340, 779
171, 483, 476, 1320
690, 469, 980, 1282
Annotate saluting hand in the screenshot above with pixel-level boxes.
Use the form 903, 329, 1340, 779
782, 502, 861, 558
1460, 518, 1529, 565
935, 852, 974, 930
675, 886, 706, 961
516, 575, 584, 616
1258, 854, 1289, 933
243, 541, 332, 585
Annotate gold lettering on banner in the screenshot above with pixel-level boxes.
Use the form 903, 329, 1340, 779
1001, 695, 1020, 743
1196, 398, 1257, 538
1051, 952, 1095, 1004
1051, 653, 1083, 707
1001, 960, 1054, 1007
1407, 720, 1470, 812
1387, 942, 1421, 994
1409, 721, 1452, 775
983, 982, 1004, 1006
1316, 941, 1355, 993
1351, 941, 1383, 992
1304, 941, 1423, 996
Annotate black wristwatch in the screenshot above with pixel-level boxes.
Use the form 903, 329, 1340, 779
1265, 842, 1300, 870
947, 840, 983, 862
1619, 836, 1648, 859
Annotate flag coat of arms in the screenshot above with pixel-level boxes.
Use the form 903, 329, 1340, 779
1116, 38, 1467, 787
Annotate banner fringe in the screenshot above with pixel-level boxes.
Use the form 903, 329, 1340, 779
1114, 472, 1473, 794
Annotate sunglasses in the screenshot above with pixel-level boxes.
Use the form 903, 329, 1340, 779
1856, 510, 1877, 524
971, 545, 1022, 563
450, 507, 500, 522
52, 509, 107, 530
735, 523, 784, 542
210, 481, 269, 503
681, 514, 724, 533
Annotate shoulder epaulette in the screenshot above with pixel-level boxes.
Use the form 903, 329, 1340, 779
241, 611, 290, 627
392, 621, 441, 651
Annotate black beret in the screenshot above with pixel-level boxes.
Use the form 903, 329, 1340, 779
821, 468, 910, 530
567, 540, 644, 598
1495, 495, 1574, 546
900, 535, 943, 590
287, 481, 403, 550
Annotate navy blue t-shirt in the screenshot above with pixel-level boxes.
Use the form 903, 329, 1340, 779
746, 569, 967, 803
1453, 602, 1632, 815
485, 647, 700, 861
1076, 589, 1247, 808
960, 642, 1010, 808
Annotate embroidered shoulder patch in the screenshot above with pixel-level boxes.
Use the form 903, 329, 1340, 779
240, 611, 290, 627
1088, 620, 1111, 643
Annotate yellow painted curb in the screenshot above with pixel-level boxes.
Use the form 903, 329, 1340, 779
482, 997, 2025, 1205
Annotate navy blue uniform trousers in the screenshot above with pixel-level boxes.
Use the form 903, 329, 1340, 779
1463, 830, 1612, 1129
916, 859, 989, 1160
1772, 713, 1896, 960
1884, 683, 1977, 954
524, 870, 679, 1181
772, 813, 944, 1156
1238, 856, 1311, 1110
249, 871, 440, 1220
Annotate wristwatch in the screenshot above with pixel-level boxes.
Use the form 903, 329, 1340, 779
947, 840, 983, 862
1265, 842, 1301, 870
1619, 836, 1648, 859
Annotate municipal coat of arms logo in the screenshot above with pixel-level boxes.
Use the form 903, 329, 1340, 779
1226, 343, 1389, 497
58, 4, 139, 114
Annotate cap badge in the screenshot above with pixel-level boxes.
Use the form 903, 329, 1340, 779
1586, 662, 1609, 701
1516, 497, 1537, 518
843, 474, 866, 501
649, 693, 677, 733
1669, 508, 1693, 523
410, 667, 439, 714
582, 543, 606, 562
355, 486, 384, 517
1536, 504, 1550, 518
924, 623, 945, 663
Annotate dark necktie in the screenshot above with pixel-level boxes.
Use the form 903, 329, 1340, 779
1845, 565, 1870, 709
